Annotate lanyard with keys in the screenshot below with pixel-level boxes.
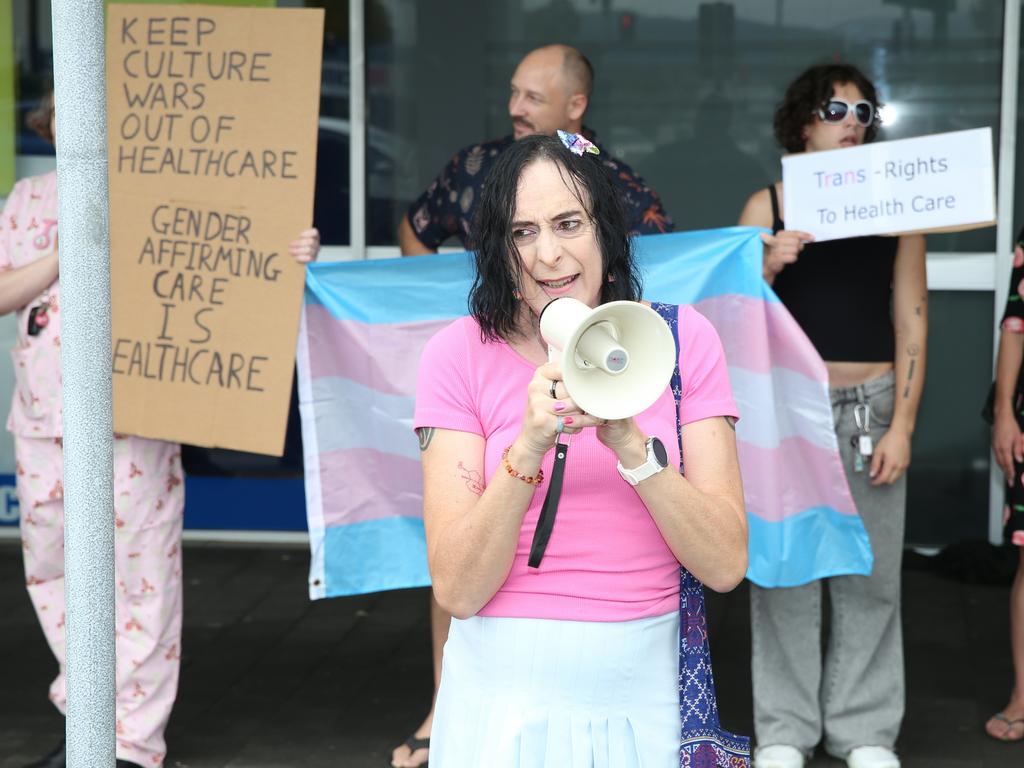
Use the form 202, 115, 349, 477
851, 402, 873, 472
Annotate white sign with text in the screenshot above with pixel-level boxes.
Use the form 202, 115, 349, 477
782, 127, 995, 241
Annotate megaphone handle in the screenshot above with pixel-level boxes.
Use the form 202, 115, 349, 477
528, 437, 569, 569
547, 344, 557, 364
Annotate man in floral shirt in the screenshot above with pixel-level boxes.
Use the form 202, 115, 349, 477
398, 44, 673, 255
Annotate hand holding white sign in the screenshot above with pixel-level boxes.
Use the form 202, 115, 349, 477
760, 228, 814, 284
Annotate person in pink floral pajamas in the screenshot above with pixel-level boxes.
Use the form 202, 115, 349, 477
6, 93, 321, 768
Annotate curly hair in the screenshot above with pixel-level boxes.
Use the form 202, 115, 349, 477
773, 63, 881, 154
468, 134, 642, 343
25, 89, 55, 145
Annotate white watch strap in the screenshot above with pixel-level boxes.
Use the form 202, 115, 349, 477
616, 438, 665, 486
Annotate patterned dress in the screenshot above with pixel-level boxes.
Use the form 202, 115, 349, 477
1000, 229, 1024, 546
407, 131, 674, 249
0, 172, 185, 767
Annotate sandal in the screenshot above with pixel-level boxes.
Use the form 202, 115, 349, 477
986, 712, 1024, 742
390, 734, 430, 767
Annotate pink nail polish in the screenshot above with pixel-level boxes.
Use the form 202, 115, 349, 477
554, 402, 566, 412
563, 416, 574, 425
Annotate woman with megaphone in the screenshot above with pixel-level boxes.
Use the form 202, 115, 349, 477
413, 131, 749, 766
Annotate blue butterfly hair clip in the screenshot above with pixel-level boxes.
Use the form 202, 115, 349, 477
557, 129, 600, 157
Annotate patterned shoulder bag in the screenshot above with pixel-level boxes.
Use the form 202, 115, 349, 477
651, 302, 751, 768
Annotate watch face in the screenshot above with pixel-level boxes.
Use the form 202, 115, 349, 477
651, 437, 668, 468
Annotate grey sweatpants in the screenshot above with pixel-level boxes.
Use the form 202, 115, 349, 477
750, 371, 906, 759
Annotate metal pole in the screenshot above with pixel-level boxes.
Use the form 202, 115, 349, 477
51, 1, 116, 766
350, 0, 366, 259
990, 0, 1021, 544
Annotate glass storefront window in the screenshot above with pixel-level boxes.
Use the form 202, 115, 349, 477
369, 0, 1002, 252
906, 291, 993, 547
301, 0, 352, 246
12, 0, 54, 157
11, 1, 353, 245
1013, 3, 1024, 241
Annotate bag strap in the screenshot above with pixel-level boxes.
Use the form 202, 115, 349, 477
651, 302, 750, 765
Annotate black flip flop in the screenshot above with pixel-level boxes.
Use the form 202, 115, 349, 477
391, 735, 430, 767
988, 712, 1024, 742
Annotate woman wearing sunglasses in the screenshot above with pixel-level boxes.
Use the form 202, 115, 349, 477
738, 64, 927, 768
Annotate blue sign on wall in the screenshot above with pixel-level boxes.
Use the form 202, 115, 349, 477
0, 475, 307, 531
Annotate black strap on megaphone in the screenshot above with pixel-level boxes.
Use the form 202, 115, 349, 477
528, 436, 569, 568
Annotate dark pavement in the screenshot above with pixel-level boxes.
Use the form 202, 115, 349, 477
1, 540, 1021, 767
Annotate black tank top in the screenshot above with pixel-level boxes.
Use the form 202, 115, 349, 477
768, 185, 897, 363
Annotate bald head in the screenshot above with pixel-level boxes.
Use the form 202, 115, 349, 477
508, 44, 593, 140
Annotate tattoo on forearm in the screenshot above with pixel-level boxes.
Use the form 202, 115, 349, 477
723, 416, 736, 431
417, 427, 435, 452
457, 461, 485, 495
903, 359, 916, 399
907, 342, 920, 356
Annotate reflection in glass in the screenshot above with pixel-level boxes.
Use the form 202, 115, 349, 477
370, 0, 1001, 252
906, 291, 992, 546
12, 0, 54, 157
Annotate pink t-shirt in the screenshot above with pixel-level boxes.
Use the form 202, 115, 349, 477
413, 304, 739, 622
0, 172, 63, 438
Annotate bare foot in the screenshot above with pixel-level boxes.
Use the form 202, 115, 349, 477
391, 714, 432, 768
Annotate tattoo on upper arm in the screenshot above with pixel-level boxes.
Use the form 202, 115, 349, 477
457, 461, 485, 495
723, 416, 736, 431
417, 427, 436, 452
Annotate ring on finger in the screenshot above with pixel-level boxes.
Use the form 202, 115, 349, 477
555, 415, 565, 434
549, 379, 558, 399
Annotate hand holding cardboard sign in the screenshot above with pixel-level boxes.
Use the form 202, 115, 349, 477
288, 227, 320, 264
760, 229, 813, 284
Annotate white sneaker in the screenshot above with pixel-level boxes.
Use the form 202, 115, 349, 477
754, 744, 805, 768
846, 745, 900, 768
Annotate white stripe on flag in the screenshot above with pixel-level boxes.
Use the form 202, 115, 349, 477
729, 366, 837, 452
311, 375, 419, 461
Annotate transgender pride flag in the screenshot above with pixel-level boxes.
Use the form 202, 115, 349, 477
297, 228, 872, 599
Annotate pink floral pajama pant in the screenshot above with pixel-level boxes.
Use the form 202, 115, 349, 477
17, 434, 184, 767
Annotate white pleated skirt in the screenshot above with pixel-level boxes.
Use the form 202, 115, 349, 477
430, 611, 680, 768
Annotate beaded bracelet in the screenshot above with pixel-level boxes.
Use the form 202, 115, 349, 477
502, 446, 544, 485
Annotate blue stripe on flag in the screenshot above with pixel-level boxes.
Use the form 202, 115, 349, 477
306, 229, 774, 324
635, 227, 776, 303
746, 506, 873, 588
306, 252, 475, 322
322, 516, 431, 597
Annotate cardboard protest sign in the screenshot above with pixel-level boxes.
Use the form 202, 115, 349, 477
782, 127, 995, 241
107, 5, 324, 455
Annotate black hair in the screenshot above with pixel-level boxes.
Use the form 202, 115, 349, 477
468, 133, 641, 343
773, 63, 882, 153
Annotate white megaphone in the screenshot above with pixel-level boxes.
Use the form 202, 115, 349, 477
539, 297, 677, 420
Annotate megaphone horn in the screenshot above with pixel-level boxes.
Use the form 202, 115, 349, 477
539, 297, 676, 421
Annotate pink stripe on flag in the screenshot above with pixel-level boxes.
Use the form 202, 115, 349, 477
737, 436, 857, 522
305, 304, 451, 397
694, 295, 826, 381
319, 447, 423, 527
